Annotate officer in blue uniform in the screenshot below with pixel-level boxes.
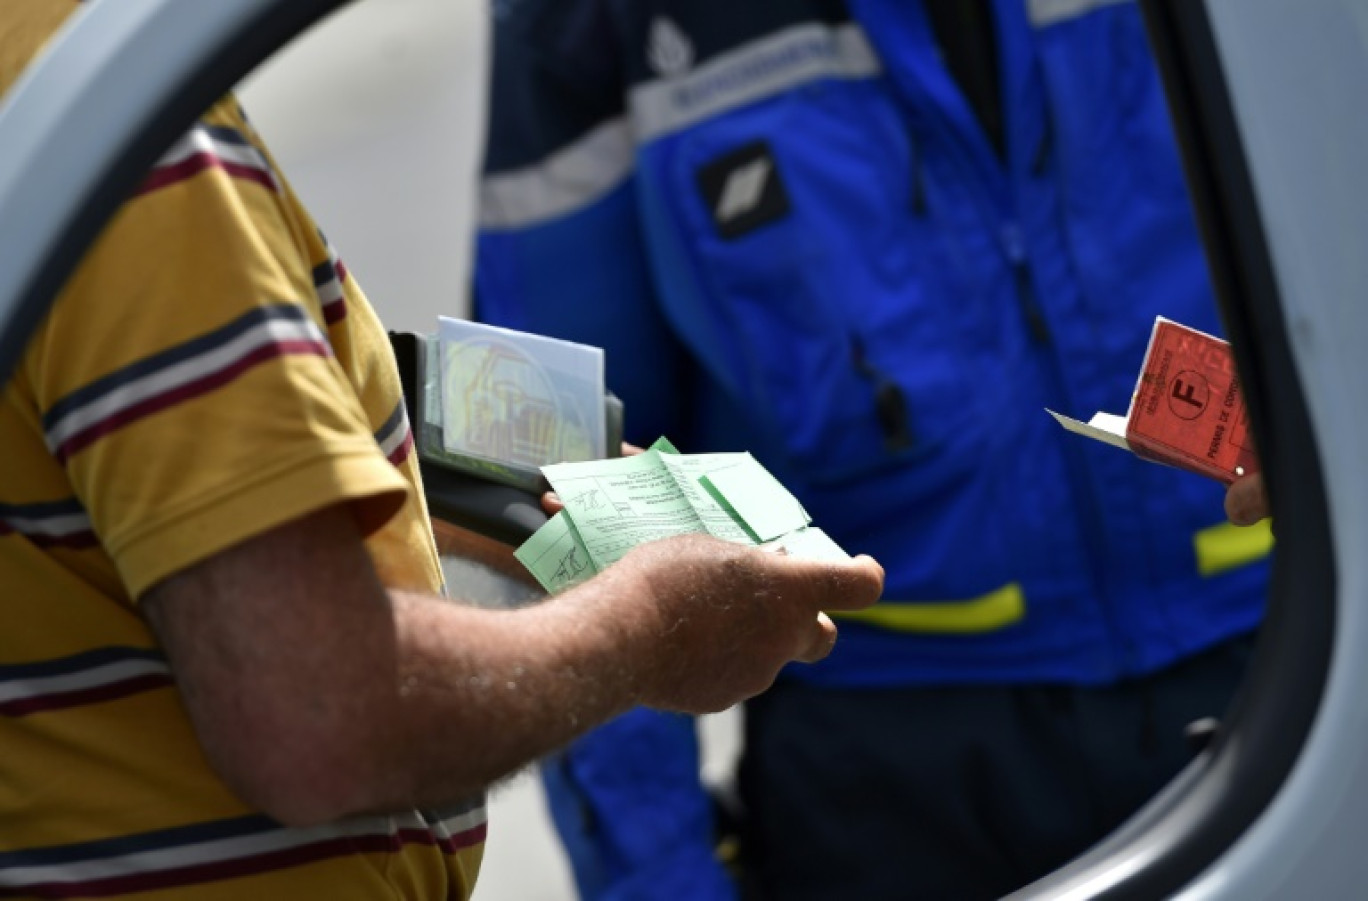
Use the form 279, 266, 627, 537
474, 1, 1272, 897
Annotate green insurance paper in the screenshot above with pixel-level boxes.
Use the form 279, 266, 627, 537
514, 437, 850, 594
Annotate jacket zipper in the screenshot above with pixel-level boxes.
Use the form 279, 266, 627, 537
1001, 223, 1050, 344
1002, 223, 1136, 674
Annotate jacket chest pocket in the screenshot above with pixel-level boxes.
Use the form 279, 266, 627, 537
653, 81, 989, 487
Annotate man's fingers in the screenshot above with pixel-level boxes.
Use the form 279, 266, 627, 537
795, 612, 839, 664
792, 554, 885, 612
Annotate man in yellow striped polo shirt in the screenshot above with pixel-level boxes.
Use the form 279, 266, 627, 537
0, 3, 885, 898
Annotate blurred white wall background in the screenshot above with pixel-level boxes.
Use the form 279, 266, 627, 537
237, 4, 743, 898
239, 0, 481, 333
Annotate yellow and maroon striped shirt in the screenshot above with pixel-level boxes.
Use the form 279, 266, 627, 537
0, 3, 485, 897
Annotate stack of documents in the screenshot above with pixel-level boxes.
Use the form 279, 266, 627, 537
515, 437, 849, 594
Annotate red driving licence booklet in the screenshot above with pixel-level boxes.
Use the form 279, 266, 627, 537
1048, 317, 1259, 484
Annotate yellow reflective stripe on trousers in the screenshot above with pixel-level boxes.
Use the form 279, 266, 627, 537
1194, 518, 1275, 576
832, 582, 1025, 634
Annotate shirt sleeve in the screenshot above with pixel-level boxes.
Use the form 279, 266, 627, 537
25, 98, 410, 599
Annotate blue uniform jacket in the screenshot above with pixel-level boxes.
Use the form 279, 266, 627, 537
475, 1, 1271, 896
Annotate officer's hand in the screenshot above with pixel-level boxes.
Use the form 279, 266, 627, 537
1225, 472, 1270, 526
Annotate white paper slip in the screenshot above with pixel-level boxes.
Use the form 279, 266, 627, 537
1046, 409, 1131, 451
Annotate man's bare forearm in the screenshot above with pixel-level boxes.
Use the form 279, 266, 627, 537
146, 505, 658, 826
355, 570, 658, 818
146, 504, 881, 827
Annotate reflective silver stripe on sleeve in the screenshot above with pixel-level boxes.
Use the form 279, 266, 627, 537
1028, 0, 1133, 27
629, 22, 881, 144
478, 117, 635, 230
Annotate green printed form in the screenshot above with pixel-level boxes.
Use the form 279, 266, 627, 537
699, 460, 809, 542
514, 511, 596, 594
656, 451, 758, 545
541, 448, 746, 571
516, 437, 851, 593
